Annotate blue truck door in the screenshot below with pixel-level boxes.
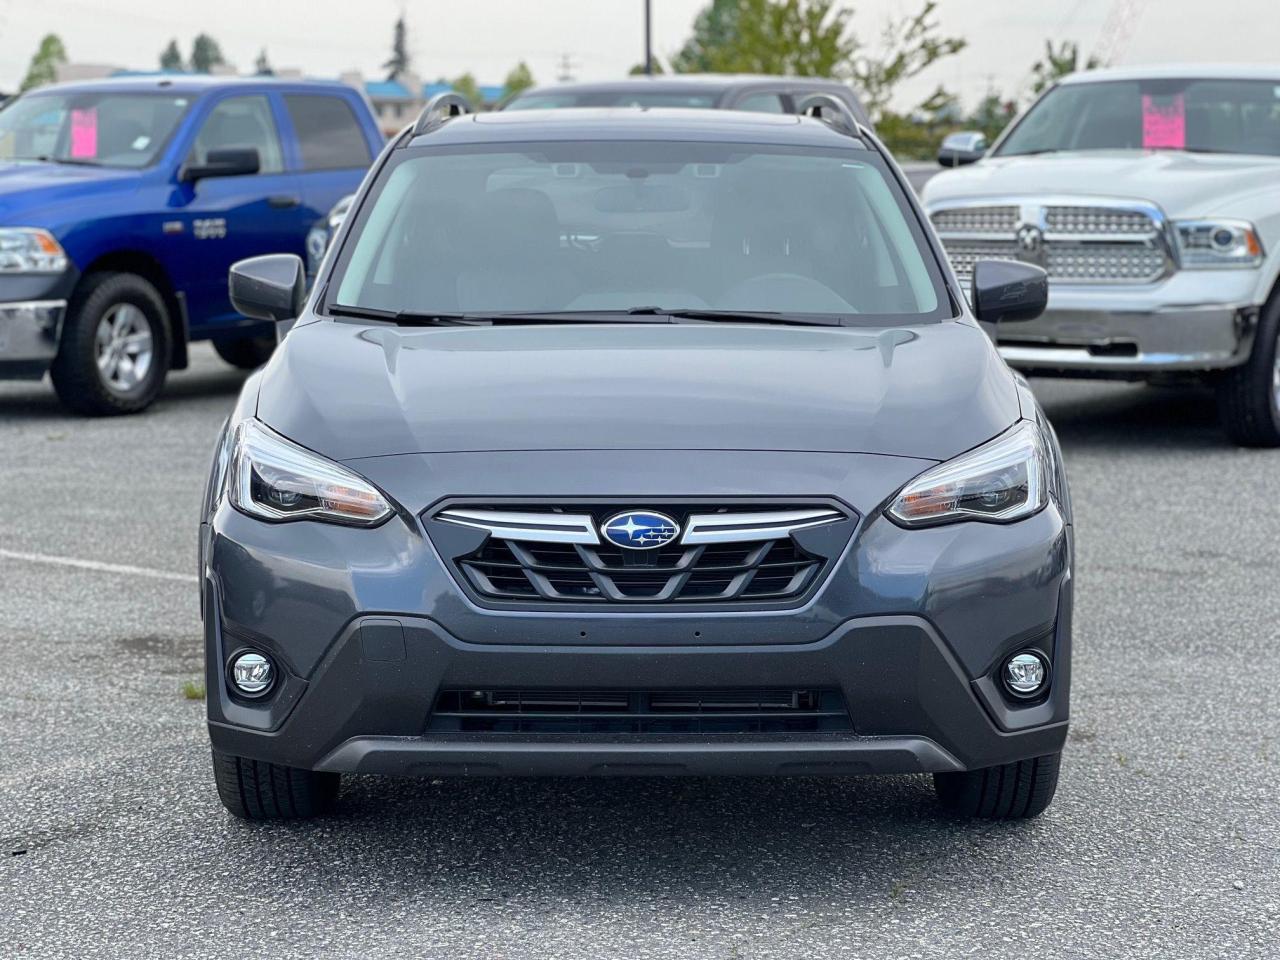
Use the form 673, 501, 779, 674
278, 92, 378, 227
167, 92, 307, 333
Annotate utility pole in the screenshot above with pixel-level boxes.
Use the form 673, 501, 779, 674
643, 0, 653, 76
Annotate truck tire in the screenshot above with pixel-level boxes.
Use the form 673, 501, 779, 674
211, 750, 340, 820
933, 752, 1061, 819
1216, 292, 1280, 447
49, 272, 170, 416
213, 333, 277, 370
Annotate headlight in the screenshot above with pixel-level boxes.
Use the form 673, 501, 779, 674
888, 421, 1049, 527
0, 227, 68, 273
227, 419, 392, 526
1175, 219, 1264, 269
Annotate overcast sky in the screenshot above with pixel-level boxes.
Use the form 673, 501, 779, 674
2, 0, 1278, 108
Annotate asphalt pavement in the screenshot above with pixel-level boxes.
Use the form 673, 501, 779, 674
1, 344, 1277, 959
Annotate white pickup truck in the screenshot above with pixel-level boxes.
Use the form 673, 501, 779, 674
923, 65, 1280, 446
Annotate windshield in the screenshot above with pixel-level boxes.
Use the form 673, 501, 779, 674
997, 78, 1280, 158
330, 140, 946, 323
0, 91, 191, 168
505, 91, 719, 110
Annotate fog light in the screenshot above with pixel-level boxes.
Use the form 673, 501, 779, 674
1004, 651, 1049, 697
230, 652, 274, 695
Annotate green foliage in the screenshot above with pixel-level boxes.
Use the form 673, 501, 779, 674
629, 60, 666, 75
20, 34, 67, 92
672, 0, 742, 73
852, 1, 966, 119
503, 61, 535, 97
384, 15, 411, 81
159, 39, 184, 72
190, 33, 226, 74
452, 73, 484, 108
674, 0, 857, 77
1030, 40, 1100, 96
181, 680, 206, 701
254, 49, 274, 77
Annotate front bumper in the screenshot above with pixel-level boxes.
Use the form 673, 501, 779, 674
202, 447, 1073, 778
996, 272, 1261, 376
0, 271, 78, 379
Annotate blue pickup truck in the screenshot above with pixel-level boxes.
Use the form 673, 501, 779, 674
0, 75, 383, 414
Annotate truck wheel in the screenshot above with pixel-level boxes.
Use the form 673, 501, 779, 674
213, 334, 277, 370
1216, 293, 1280, 447
211, 750, 340, 820
50, 272, 170, 416
933, 752, 1061, 819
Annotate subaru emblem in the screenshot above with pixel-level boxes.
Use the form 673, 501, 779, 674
600, 511, 681, 550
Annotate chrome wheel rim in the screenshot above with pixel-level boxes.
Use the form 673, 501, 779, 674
95, 304, 153, 394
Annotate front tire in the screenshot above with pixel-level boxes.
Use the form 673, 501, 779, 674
933, 752, 1061, 819
211, 750, 340, 820
50, 272, 170, 415
213, 333, 277, 370
1216, 291, 1280, 447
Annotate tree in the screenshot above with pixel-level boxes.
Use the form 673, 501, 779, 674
629, 59, 666, 75
968, 90, 1016, 141
159, 39, 184, 71
1030, 40, 1100, 96
190, 33, 226, 74
503, 61, 535, 97
20, 34, 67, 92
451, 73, 484, 108
672, 0, 742, 73
254, 49, 274, 76
852, 1, 966, 120
384, 16, 411, 81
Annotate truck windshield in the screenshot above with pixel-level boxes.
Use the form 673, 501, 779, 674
997, 78, 1280, 158
330, 140, 947, 323
0, 91, 192, 168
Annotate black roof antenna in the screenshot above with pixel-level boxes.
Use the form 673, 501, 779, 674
412, 92, 474, 137
794, 93, 860, 138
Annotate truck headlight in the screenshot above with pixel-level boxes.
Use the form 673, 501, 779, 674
1175, 219, 1264, 268
0, 228, 68, 273
227, 419, 392, 526
888, 421, 1049, 527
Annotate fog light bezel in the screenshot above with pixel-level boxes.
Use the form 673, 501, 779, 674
227, 649, 276, 699
1002, 649, 1051, 700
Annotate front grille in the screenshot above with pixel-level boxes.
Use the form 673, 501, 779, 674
428, 688, 853, 734
931, 201, 1172, 285
427, 502, 853, 607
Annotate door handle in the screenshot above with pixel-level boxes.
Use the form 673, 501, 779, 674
267, 194, 301, 209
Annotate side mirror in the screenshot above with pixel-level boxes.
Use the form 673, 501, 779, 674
971, 260, 1048, 324
182, 147, 260, 182
938, 131, 987, 168
229, 254, 306, 329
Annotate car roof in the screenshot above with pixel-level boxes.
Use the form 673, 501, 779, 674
25, 74, 358, 97
517, 74, 855, 95
1060, 63, 1280, 85
406, 106, 869, 150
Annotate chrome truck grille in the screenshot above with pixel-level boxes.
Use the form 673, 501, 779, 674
930, 199, 1175, 285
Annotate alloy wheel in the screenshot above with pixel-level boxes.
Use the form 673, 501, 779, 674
94, 303, 154, 395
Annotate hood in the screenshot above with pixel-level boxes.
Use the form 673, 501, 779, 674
924, 151, 1280, 219
0, 161, 140, 222
255, 319, 1019, 463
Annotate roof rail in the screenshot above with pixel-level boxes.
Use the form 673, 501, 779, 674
794, 93, 859, 138
411, 92, 473, 137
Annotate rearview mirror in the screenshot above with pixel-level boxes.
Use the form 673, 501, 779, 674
229, 254, 306, 329
971, 260, 1047, 324
182, 147, 260, 182
938, 131, 987, 168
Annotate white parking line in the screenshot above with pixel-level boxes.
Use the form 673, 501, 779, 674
0, 548, 197, 584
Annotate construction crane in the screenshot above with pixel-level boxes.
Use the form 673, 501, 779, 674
1094, 0, 1153, 66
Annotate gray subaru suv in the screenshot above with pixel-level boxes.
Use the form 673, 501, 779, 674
200, 97, 1072, 822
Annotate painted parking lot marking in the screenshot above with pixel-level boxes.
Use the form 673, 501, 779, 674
0, 548, 197, 584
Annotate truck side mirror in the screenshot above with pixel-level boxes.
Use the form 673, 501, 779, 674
971, 260, 1048, 324
229, 254, 306, 332
938, 131, 987, 168
182, 147, 261, 182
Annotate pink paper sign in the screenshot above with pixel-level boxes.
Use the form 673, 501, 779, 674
69, 108, 98, 158
1142, 93, 1185, 149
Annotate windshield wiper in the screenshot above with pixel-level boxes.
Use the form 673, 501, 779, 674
626, 306, 844, 327
32, 155, 101, 167
326, 305, 676, 326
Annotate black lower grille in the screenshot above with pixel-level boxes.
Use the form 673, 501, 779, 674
427, 688, 853, 734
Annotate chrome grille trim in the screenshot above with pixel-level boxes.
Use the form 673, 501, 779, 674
929, 196, 1175, 286
436, 508, 600, 544
682, 508, 846, 544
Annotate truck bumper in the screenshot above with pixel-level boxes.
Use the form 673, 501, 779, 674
0, 300, 67, 379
